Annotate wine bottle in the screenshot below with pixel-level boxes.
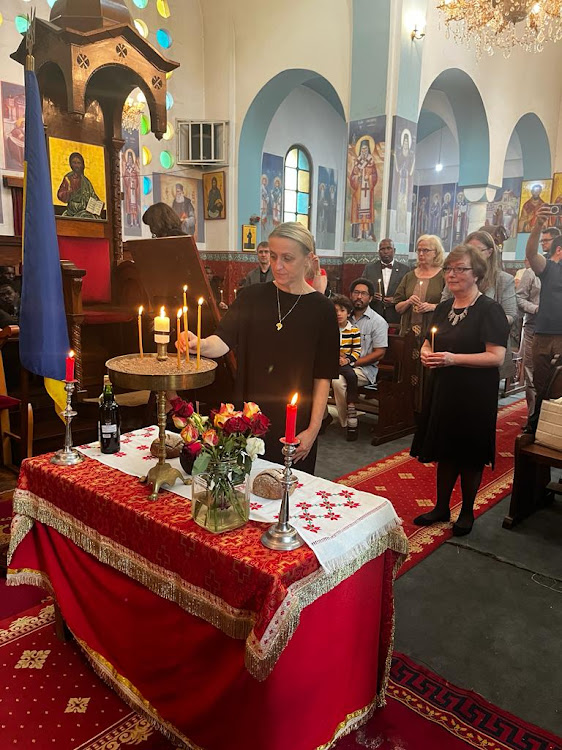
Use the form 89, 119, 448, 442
99, 375, 120, 454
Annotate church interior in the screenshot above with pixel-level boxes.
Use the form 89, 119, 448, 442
0, 0, 561, 748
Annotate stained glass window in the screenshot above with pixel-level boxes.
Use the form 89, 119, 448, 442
142, 146, 152, 166
160, 150, 174, 169
143, 176, 152, 195
165, 92, 174, 110
15, 15, 30, 33
133, 0, 148, 7
140, 114, 150, 136
283, 146, 311, 228
156, 28, 172, 49
134, 19, 149, 38
162, 122, 174, 140
157, 0, 171, 18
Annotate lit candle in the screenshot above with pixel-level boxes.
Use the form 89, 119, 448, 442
234, 288, 237, 299
285, 393, 298, 443
196, 297, 203, 369
183, 284, 188, 310
154, 306, 170, 333
137, 305, 144, 359
183, 305, 188, 361
431, 326, 437, 352
220, 288, 224, 304
177, 309, 182, 368
377, 278, 382, 296
65, 350, 75, 382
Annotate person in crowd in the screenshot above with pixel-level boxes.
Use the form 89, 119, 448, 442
305, 254, 329, 295
539, 226, 561, 258
241, 241, 273, 287
516, 259, 541, 417
364, 238, 409, 329
142, 203, 186, 238
330, 278, 388, 438
525, 206, 562, 433
0, 284, 19, 327
411, 244, 509, 536
178, 222, 339, 472
394, 234, 445, 411
514, 259, 530, 288
331, 294, 361, 441
204, 266, 228, 311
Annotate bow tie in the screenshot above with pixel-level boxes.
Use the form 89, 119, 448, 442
381, 263, 393, 269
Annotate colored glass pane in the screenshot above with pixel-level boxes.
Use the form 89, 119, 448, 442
160, 150, 174, 169
296, 214, 309, 228
0, 13, 3, 26
286, 149, 298, 168
298, 150, 309, 170
284, 167, 297, 191
47, 0, 56, 7
166, 92, 174, 110
284, 212, 296, 223
157, 0, 171, 18
156, 28, 172, 48
284, 190, 296, 212
140, 114, 150, 136
142, 146, 152, 166
297, 170, 309, 193
15, 15, 30, 33
134, 19, 149, 38
166, 70, 173, 80
162, 122, 174, 140
297, 192, 309, 214
133, 0, 148, 7
143, 176, 152, 195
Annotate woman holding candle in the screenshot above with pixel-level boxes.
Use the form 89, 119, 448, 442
410, 244, 509, 536
177, 222, 339, 472
393, 234, 445, 411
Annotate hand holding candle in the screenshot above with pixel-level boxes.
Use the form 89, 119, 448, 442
65, 350, 75, 382
137, 306, 144, 359
196, 297, 203, 369
377, 278, 382, 297
284, 393, 298, 443
430, 326, 437, 352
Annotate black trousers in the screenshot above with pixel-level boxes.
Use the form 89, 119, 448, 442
339, 364, 358, 403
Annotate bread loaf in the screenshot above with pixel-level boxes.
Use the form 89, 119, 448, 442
150, 434, 184, 459
252, 469, 296, 500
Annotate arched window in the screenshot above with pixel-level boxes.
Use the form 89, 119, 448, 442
283, 146, 311, 228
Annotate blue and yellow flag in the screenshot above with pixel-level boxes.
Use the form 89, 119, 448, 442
20, 67, 69, 414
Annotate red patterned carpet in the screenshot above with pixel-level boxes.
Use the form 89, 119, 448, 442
337, 400, 527, 575
1, 603, 559, 750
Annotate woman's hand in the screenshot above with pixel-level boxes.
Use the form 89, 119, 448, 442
423, 351, 455, 368
408, 294, 421, 308
310, 254, 321, 275
293, 427, 318, 464
176, 330, 198, 353
339, 355, 348, 366
416, 302, 436, 314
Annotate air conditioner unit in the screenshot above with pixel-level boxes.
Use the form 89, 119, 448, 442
176, 120, 228, 165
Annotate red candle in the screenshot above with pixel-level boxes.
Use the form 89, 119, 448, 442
285, 393, 298, 443
65, 350, 75, 382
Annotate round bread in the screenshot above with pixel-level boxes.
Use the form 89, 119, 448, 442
252, 468, 296, 500
150, 433, 184, 459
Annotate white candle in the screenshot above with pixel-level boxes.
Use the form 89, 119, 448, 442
154, 306, 170, 333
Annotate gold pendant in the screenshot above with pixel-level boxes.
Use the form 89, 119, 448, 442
276, 322, 283, 331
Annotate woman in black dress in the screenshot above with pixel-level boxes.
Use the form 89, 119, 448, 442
411, 244, 510, 536
181, 222, 339, 473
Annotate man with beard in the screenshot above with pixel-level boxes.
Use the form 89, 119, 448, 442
171, 183, 196, 235
57, 152, 102, 219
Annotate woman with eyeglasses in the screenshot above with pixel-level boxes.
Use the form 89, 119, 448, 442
394, 234, 445, 410
411, 244, 509, 536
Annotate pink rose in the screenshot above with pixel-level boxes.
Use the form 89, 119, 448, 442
180, 422, 199, 445
243, 402, 260, 419
202, 428, 219, 447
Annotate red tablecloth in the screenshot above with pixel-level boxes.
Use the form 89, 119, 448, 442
8, 454, 407, 749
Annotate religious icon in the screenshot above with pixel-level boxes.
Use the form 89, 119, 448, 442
1, 81, 25, 173
393, 125, 415, 236
453, 190, 469, 244
349, 136, 378, 241
203, 171, 226, 220
518, 179, 552, 233
153, 174, 205, 242
316, 166, 337, 250
122, 148, 141, 229
550, 173, 562, 229
242, 224, 256, 251
49, 137, 107, 220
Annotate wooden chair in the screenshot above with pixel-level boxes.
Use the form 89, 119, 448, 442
0, 326, 33, 470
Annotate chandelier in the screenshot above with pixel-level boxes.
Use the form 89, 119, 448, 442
436, 0, 562, 57
122, 95, 145, 133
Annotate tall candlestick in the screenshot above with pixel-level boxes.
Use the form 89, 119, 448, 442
138, 306, 144, 359
234, 288, 237, 299
285, 393, 298, 443
377, 278, 382, 296
183, 305, 188, 361
183, 284, 188, 311
431, 326, 437, 353
177, 309, 182, 368
220, 288, 224, 304
65, 350, 75, 382
196, 297, 203, 369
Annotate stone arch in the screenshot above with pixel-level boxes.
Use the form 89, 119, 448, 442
507, 113, 551, 181
237, 69, 345, 229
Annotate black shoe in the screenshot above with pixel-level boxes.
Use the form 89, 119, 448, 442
413, 511, 450, 526
452, 518, 474, 536
319, 413, 333, 435
346, 426, 358, 441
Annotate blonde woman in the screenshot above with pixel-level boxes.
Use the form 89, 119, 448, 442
179, 222, 339, 473
393, 234, 446, 410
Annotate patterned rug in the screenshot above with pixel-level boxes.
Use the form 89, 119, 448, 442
337, 400, 527, 576
2, 603, 559, 750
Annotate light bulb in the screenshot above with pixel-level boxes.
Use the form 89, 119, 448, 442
435, 163, 443, 172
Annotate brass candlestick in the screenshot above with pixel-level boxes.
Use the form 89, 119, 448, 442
51, 381, 84, 466
261, 439, 304, 551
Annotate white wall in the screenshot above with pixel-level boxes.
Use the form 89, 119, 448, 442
262, 86, 347, 255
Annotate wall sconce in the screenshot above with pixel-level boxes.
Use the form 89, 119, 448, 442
411, 24, 426, 40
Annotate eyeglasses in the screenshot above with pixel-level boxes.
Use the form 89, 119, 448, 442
351, 290, 371, 297
443, 266, 473, 275
417, 248, 434, 254
540, 238, 552, 244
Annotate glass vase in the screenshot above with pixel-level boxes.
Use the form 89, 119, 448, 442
191, 459, 250, 534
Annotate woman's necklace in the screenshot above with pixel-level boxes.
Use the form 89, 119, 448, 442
447, 291, 481, 326
276, 285, 302, 331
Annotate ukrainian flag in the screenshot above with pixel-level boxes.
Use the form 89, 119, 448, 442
20, 64, 69, 415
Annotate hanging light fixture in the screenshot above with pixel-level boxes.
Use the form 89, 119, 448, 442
435, 126, 444, 173
122, 93, 145, 133
436, 0, 562, 58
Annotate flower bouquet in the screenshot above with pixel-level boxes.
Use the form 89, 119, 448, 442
170, 398, 270, 533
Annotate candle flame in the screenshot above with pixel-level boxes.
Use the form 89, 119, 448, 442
160, 306, 166, 317
183, 305, 188, 313
68, 350, 75, 359
290, 393, 298, 406
183, 284, 188, 292
177, 308, 182, 319
198, 297, 204, 305
431, 326, 437, 333
138, 305, 143, 315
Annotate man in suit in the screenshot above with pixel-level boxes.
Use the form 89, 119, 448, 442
241, 241, 273, 287
363, 238, 409, 327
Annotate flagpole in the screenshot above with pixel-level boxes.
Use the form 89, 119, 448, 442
22, 11, 35, 259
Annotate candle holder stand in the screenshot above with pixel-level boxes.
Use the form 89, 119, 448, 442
261, 439, 304, 551
50, 381, 84, 466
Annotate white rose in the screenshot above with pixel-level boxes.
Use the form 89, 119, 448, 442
246, 437, 265, 461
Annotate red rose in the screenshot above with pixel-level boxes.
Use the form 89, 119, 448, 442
170, 397, 194, 419
222, 415, 251, 435
250, 412, 270, 437
185, 440, 203, 457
